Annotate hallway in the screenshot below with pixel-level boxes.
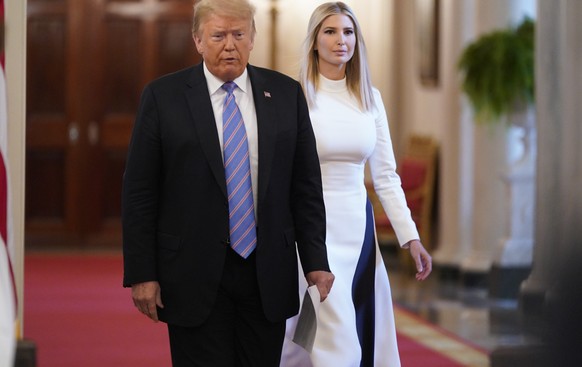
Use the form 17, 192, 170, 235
381, 245, 534, 358
20, 246, 535, 367
21, 248, 493, 366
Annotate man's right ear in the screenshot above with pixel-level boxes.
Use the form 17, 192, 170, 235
193, 34, 204, 55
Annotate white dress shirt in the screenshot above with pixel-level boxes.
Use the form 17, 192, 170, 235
202, 63, 259, 218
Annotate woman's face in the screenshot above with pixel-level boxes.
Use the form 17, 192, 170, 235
315, 14, 356, 78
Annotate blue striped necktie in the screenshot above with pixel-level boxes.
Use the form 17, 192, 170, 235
222, 81, 257, 258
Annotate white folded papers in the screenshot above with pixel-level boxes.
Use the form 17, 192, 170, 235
292, 285, 321, 352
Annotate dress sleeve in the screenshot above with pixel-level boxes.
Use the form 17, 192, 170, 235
367, 89, 419, 247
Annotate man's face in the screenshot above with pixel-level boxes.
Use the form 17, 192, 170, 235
193, 14, 255, 81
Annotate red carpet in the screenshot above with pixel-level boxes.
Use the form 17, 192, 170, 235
24, 253, 482, 366
397, 333, 466, 367
24, 253, 171, 366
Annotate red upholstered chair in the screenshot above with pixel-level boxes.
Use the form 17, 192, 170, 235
367, 135, 438, 251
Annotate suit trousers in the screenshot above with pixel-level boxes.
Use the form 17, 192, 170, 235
167, 248, 286, 367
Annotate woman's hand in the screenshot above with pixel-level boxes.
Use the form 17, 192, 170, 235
405, 240, 432, 281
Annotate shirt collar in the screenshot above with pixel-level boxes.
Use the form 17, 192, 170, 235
202, 62, 250, 96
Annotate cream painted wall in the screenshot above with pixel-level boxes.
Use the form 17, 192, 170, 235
4, 0, 27, 333
396, 0, 462, 144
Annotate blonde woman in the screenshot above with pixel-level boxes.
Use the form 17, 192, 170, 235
280, 2, 431, 366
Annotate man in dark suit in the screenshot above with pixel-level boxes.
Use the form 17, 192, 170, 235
122, 0, 334, 366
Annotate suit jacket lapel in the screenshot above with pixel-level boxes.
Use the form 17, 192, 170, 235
248, 66, 277, 208
185, 65, 227, 199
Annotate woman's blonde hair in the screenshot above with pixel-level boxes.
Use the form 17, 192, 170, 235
192, 0, 256, 37
300, 2, 375, 111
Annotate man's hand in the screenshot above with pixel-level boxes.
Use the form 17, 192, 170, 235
305, 271, 335, 302
406, 239, 432, 281
131, 281, 164, 322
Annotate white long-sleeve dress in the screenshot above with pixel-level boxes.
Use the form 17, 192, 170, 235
280, 75, 419, 367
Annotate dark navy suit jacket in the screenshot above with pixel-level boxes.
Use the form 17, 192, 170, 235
122, 63, 329, 326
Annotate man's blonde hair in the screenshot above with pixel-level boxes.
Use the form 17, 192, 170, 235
192, 0, 256, 37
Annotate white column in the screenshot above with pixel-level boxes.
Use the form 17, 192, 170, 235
460, 0, 536, 275
492, 0, 537, 269
5, 0, 27, 335
521, 0, 582, 301
461, 124, 507, 273
494, 110, 536, 267
435, 0, 535, 272
432, 0, 475, 268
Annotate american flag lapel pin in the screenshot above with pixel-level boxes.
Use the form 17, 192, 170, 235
264, 91, 271, 98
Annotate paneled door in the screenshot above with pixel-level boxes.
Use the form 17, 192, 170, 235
26, 0, 201, 247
